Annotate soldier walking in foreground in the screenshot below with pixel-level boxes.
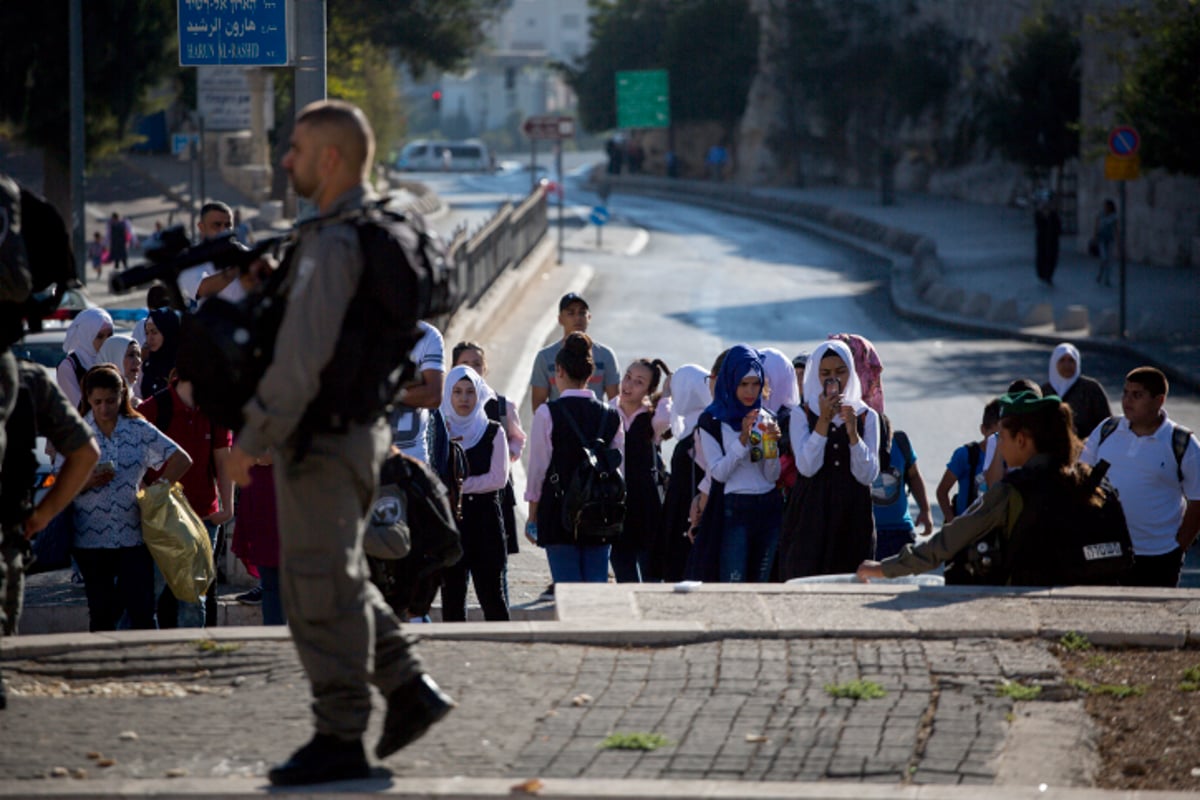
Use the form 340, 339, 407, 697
226, 100, 453, 786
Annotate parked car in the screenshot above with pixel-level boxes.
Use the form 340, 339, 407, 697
396, 139, 492, 172
10, 329, 69, 370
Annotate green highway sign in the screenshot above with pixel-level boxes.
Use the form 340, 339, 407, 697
616, 70, 670, 130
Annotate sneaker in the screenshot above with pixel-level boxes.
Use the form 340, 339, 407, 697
236, 586, 263, 605
538, 582, 555, 601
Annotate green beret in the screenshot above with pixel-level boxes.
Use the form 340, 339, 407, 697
998, 390, 1061, 417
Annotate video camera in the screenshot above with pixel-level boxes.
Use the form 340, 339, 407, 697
108, 224, 287, 308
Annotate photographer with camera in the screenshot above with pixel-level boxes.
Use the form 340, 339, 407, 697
223, 100, 453, 786
178, 201, 270, 307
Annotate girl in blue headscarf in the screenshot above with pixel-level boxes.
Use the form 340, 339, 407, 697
687, 344, 783, 582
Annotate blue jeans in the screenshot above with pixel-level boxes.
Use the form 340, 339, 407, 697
719, 490, 782, 583
259, 566, 285, 626
609, 541, 650, 583
176, 520, 220, 628
546, 544, 611, 583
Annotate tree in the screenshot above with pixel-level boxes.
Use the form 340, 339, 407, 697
772, 1, 961, 192
561, 0, 758, 136
1101, 0, 1200, 176
0, 0, 178, 217
329, 0, 508, 78
980, 10, 1081, 177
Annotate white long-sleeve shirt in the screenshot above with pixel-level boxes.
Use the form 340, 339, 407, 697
789, 405, 880, 487
696, 419, 780, 495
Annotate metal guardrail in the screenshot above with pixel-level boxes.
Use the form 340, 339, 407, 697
448, 188, 549, 309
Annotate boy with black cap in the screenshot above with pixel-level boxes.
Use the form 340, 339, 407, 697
529, 292, 620, 412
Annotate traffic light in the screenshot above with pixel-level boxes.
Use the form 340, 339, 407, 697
431, 89, 442, 113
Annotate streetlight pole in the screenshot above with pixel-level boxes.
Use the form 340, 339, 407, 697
68, 0, 85, 283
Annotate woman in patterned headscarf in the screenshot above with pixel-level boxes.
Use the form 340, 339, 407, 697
827, 333, 884, 417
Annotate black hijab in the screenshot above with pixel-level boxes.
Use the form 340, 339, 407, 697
140, 308, 181, 399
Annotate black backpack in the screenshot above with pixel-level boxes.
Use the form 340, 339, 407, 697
182, 198, 461, 433
1097, 417, 1192, 483
549, 402, 626, 544
945, 460, 1133, 587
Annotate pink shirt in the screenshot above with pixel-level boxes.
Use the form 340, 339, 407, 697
499, 398, 527, 460
462, 425, 510, 495
524, 389, 626, 502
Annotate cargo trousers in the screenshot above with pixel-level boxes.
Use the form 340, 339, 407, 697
275, 420, 422, 739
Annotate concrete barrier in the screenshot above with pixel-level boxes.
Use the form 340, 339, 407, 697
989, 298, 1020, 323
1022, 302, 1055, 327
1055, 304, 1090, 331
1091, 308, 1120, 336
963, 291, 992, 318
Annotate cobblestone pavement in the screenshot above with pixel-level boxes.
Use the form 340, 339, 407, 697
0, 636, 1064, 787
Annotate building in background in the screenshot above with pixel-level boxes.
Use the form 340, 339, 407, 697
418, 0, 589, 140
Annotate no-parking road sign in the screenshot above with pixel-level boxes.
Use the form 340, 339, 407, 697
1108, 126, 1140, 158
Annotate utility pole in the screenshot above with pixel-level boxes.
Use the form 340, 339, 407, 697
293, 0, 326, 218
68, 0, 85, 283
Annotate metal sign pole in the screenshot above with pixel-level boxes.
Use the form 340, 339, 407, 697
1118, 180, 1127, 339
530, 139, 537, 194
556, 142, 564, 265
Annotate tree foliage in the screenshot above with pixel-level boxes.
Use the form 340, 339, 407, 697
0, 0, 178, 164
329, 0, 508, 79
980, 10, 1081, 174
773, 1, 962, 180
1100, 0, 1200, 176
561, 0, 758, 135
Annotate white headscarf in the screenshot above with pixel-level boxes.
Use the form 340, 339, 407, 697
62, 308, 114, 370
760, 347, 800, 414
802, 339, 867, 425
1048, 342, 1080, 399
97, 334, 135, 370
668, 364, 711, 439
440, 365, 491, 451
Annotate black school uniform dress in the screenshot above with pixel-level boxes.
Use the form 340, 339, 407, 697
611, 409, 665, 582
440, 420, 510, 621
656, 429, 703, 582
484, 395, 521, 555
779, 407, 876, 579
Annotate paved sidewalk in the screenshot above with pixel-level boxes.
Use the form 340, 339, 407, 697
595, 175, 1200, 390
7, 583, 1177, 797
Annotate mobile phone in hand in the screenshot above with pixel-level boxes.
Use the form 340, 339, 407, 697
823, 377, 841, 398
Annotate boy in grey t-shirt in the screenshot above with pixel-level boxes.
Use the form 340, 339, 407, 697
529, 293, 620, 412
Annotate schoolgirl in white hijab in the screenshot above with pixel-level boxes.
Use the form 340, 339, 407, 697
441, 365, 493, 451
793, 338, 878, 483
57, 307, 114, 408
438, 364, 511, 621
760, 347, 800, 416
668, 364, 712, 440
1047, 343, 1081, 399
780, 338, 881, 580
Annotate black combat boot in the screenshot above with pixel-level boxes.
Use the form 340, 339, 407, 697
375, 673, 455, 759
267, 733, 369, 786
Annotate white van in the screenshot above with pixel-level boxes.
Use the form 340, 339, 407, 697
396, 139, 491, 172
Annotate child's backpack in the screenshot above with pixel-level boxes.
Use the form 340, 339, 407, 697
945, 460, 1133, 586
871, 414, 914, 507
549, 402, 626, 544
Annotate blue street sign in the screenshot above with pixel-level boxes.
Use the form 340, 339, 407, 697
1108, 126, 1140, 158
171, 133, 199, 155
178, 0, 289, 67
589, 206, 610, 227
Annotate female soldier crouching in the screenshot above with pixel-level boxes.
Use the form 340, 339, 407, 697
856, 390, 1132, 587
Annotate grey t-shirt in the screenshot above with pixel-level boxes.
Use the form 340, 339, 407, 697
529, 339, 620, 402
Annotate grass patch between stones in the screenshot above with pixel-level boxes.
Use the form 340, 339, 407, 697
995, 681, 1042, 701
824, 679, 887, 700
598, 732, 672, 751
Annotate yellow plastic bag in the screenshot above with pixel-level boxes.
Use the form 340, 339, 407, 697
138, 481, 215, 604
